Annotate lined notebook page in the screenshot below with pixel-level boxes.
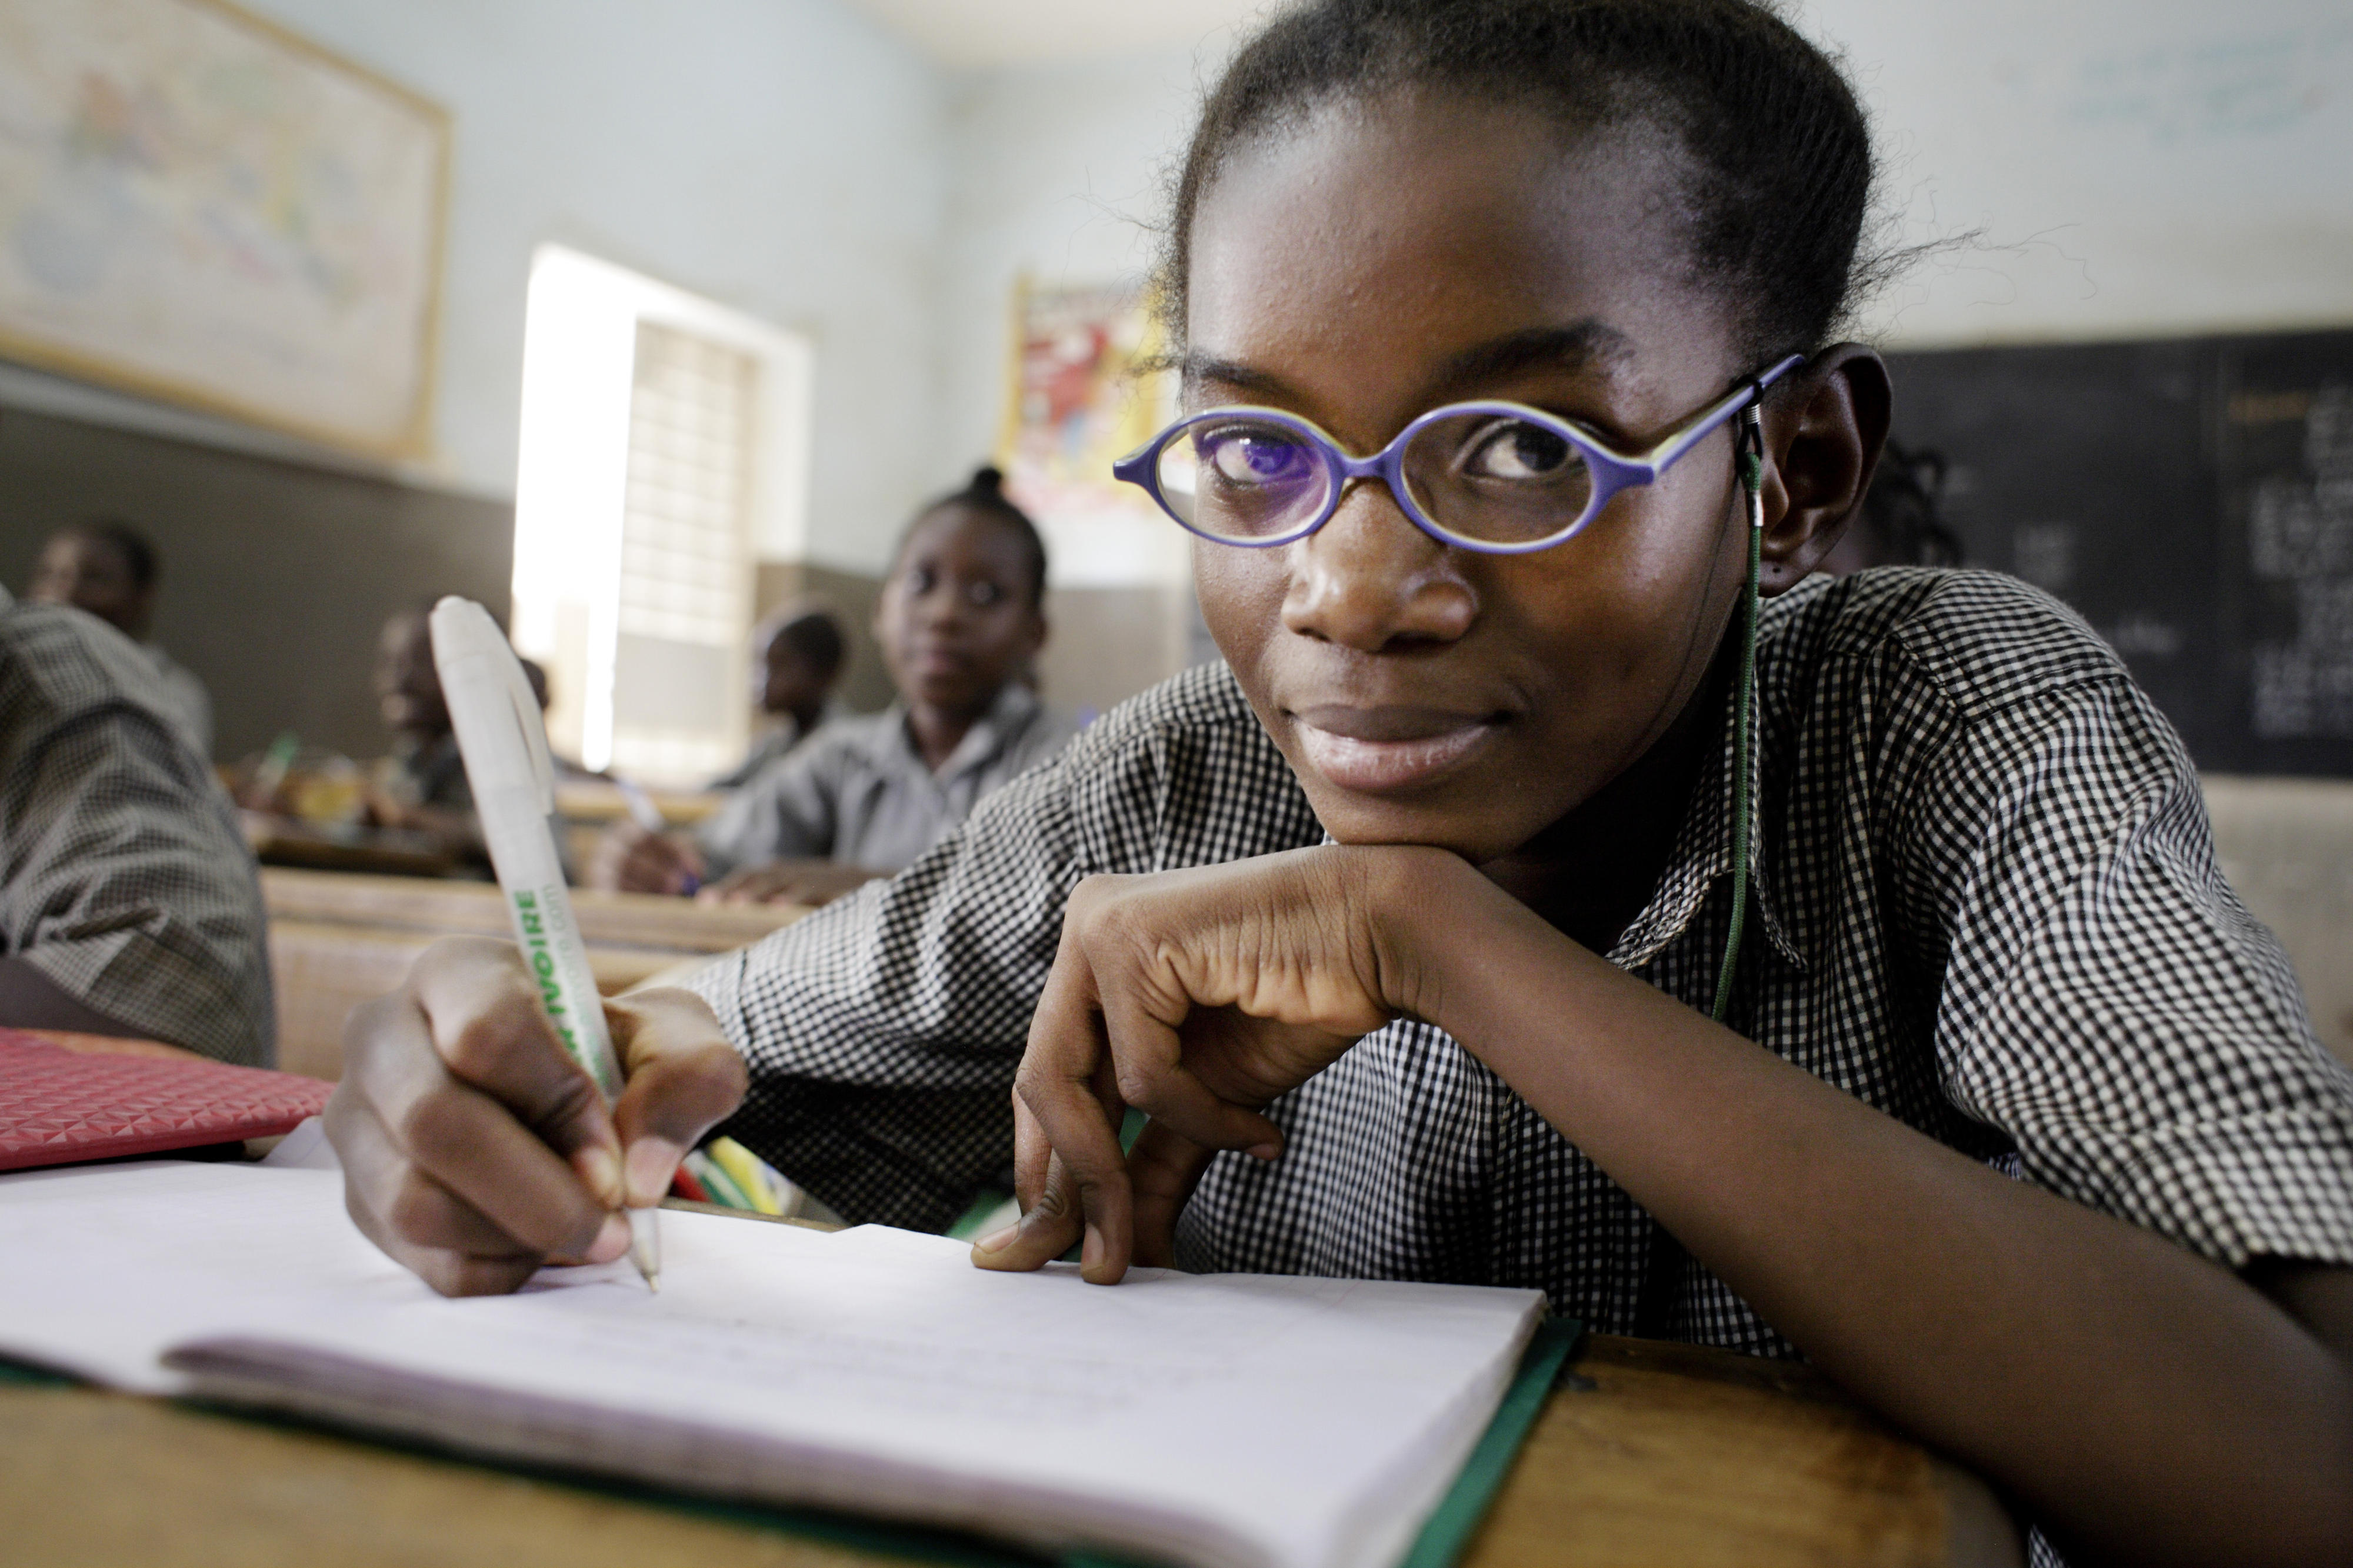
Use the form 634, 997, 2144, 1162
0, 1163, 1542, 1568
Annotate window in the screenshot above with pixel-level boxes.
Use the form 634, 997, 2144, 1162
511, 246, 811, 784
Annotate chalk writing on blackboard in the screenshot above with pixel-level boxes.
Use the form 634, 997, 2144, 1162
2247, 387, 2353, 740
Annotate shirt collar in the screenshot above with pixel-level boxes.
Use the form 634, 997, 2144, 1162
1604, 675, 1805, 975
866, 682, 1042, 781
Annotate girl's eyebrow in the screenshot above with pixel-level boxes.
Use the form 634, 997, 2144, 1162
1431, 321, 1633, 392
1179, 352, 1292, 401
1180, 319, 1633, 406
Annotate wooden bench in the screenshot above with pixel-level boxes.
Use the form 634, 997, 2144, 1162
264, 868, 806, 1080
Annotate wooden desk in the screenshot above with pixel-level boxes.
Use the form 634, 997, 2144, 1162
242, 813, 458, 878
554, 779, 724, 828
263, 869, 807, 1080
0, 1332, 2018, 1567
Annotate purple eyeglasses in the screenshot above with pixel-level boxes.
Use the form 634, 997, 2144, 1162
1113, 353, 1802, 555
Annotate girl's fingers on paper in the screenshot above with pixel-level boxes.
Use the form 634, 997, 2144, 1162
406, 937, 621, 1179
972, 1094, 1084, 1273
1010, 935, 1136, 1282
605, 989, 747, 1206
1127, 1121, 1217, 1270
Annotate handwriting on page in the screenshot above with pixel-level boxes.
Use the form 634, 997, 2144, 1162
558, 1313, 1214, 1421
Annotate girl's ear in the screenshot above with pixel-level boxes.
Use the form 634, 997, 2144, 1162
1754, 345, 1892, 596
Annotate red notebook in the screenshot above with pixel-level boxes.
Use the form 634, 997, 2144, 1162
0, 1029, 332, 1172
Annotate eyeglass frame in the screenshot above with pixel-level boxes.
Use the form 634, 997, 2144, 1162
1112, 352, 1805, 556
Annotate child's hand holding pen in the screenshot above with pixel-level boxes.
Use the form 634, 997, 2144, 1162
325, 938, 746, 1297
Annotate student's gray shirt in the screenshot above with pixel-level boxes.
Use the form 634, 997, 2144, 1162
706, 699, 845, 793
0, 594, 274, 1063
144, 644, 212, 760
697, 685, 1075, 878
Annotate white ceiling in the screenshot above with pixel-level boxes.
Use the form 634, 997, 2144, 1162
845, 0, 1273, 69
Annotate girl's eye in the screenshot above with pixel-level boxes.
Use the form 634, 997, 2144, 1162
1460, 418, 1577, 482
1202, 427, 1318, 488
905, 567, 936, 595
965, 580, 1005, 608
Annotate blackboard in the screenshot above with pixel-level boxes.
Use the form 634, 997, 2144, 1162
1885, 328, 2353, 776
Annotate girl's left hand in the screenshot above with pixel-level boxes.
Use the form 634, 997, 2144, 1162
971, 843, 1458, 1282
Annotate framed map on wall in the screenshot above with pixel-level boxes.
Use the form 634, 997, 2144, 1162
0, 0, 448, 458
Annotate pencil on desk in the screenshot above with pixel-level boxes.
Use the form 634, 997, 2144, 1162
685, 1149, 756, 1212
669, 1162, 713, 1205
707, 1137, 785, 1216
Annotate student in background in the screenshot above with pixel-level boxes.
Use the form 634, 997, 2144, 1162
1813, 439, 1961, 576
363, 605, 478, 860
708, 604, 848, 791
0, 585, 271, 1063
26, 518, 212, 758
593, 468, 1074, 907
328, 3, 2352, 1561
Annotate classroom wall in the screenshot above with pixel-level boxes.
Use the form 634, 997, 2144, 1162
1808, 0, 2353, 346
211, 0, 952, 580
0, 408, 513, 764
919, 49, 1219, 712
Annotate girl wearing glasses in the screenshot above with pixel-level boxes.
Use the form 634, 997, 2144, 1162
329, 4, 2352, 1562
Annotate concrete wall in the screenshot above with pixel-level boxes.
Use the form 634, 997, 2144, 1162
0, 407, 513, 763
235, 0, 949, 579
1810, 0, 2353, 346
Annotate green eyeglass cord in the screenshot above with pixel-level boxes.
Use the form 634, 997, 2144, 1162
1709, 403, 1767, 1025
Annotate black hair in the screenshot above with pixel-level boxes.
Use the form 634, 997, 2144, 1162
899, 466, 1050, 608
1856, 440, 1962, 568
771, 606, 847, 678
1162, 0, 1878, 362
60, 518, 160, 590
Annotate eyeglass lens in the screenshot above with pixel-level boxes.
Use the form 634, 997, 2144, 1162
1155, 411, 1595, 545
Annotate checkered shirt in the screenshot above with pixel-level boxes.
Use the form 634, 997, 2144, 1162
691, 567, 2353, 1360
0, 596, 275, 1065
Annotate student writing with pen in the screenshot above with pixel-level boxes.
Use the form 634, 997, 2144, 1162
325, 5, 2353, 1563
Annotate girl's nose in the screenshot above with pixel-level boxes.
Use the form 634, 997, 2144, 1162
1279, 482, 1476, 653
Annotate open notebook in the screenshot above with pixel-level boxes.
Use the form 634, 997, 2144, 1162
0, 1162, 1550, 1568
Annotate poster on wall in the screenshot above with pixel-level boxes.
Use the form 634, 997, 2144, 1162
997, 278, 1184, 583
0, 0, 448, 458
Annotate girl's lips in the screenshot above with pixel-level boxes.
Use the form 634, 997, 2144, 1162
1289, 715, 1499, 793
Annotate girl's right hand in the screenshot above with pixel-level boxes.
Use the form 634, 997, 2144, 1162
325, 937, 746, 1296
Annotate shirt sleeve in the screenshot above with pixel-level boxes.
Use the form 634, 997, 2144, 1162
0, 614, 275, 1065
695, 735, 843, 879
1902, 669, 2353, 1271
686, 740, 1101, 1230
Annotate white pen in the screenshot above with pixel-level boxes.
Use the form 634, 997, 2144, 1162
428, 596, 661, 1292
